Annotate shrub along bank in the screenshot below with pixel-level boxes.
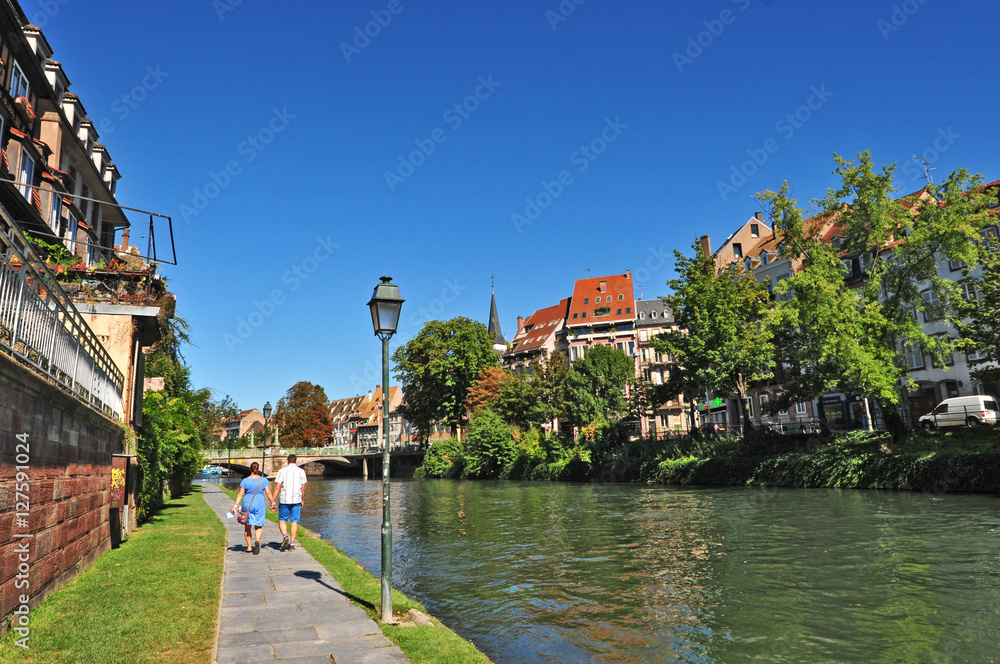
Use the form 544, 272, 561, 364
417, 411, 1000, 493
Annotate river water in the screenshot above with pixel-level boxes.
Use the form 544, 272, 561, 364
254, 478, 1000, 663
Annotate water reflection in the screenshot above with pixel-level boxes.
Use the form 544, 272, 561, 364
300, 480, 1000, 664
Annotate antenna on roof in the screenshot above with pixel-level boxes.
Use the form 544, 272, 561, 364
586, 268, 592, 277
912, 154, 935, 184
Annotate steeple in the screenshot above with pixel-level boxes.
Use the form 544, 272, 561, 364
488, 277, 506, 351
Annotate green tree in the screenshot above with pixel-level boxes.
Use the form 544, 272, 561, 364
652, 241, 774, 436
759, 152, 995, 437
563, 344, 635, 429
273, 381, 333, 447
392, 317, 498, 440
462, 409, 516, 479
958, 248, 1000, 385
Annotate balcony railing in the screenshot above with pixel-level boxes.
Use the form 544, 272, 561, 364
0, 200, 124, 420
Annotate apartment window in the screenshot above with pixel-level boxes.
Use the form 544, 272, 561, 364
625, 307, 631, 314
616, 309, 622, 315
573, 313, 578, 319
931, 334, 954, 368
761, 252, 769, 266
832, 236, 842, 249
921, 289, 943, 323
583, 298, 589, 304
795, 402, 808, 415
751, 224, 759, 238
594, 307, 610, 317
595, 296, 601, 303
18, 150, 34, 201
759, 394, 770, 418
745, 257, 753, 273
10, 60, 29, 99
639, 311, 645, 320
983, 226, 999, 252
581, 312, 587, 319
616, 342, 625, 351
48, 192, 60, 231
948, 259, 965, 272
967, 347, 987, 363
960, 281, 980, 301
571, 347, 578, 361
618, 294, 624, 300
628, 342, 635, 355
747, 398, 755, 419
651, 311, 657, 319
733, 243, 743, 259
903, 344, 925, 370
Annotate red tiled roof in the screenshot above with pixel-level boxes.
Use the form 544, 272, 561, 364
508, 298, 570, 355
566, 273, 635, 327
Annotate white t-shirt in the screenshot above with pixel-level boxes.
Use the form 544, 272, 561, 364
274, 463, 307, 504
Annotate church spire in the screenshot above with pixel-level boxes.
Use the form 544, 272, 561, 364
488, 276, 506, 350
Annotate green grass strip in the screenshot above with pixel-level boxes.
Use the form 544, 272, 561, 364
0, 486, 225, 664
220, 485, 492, 663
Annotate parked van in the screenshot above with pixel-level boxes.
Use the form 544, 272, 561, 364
917, 395, 999, 428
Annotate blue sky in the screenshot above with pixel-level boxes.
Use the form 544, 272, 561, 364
23, 0, 1000, 410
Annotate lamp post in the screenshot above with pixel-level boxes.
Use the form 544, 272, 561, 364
262, 401, 272, 475
367, 276, 404, 623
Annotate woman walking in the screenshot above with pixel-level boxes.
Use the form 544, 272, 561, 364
232, 462, 274, 554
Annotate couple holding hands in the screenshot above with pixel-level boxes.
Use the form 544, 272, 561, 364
232, 455, 307, 555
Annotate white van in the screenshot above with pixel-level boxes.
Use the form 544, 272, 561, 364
918, 395, 999, 428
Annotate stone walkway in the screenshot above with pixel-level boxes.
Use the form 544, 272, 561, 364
201, 483, 410, 664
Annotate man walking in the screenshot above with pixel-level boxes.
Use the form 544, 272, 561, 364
271, 454, 307, 551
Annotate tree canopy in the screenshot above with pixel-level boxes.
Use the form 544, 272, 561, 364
392, 316, 498, 440
652, 240, 773, 435
273, 381, 333, 447
758, 151, 995, 435
562, 344, 636, 429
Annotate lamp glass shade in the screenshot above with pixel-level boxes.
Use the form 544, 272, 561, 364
367, 276, 404, 339
263, 402, 272, 419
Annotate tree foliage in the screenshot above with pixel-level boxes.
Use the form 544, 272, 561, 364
462, 409, 516, 478
758, 151, 995, 436
958, 246, 1000, 385
652, 240, 774, 435
273, 381, 333, 447
563, 344, 636, 429
392, 317, 498, 440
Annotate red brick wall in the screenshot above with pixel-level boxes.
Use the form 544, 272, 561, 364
0, 354, 124, 632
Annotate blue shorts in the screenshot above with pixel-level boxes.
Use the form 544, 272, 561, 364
279, 503, 301, 523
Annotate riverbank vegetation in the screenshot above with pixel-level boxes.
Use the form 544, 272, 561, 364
0, 487, 224, 664
417, 418, 1000, 493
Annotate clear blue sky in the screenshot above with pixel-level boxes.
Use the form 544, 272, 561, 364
23, 0, 1000, 410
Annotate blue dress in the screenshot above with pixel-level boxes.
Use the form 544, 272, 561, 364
240, 476, 269, 527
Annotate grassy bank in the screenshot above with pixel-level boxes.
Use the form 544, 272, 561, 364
648, 428, 1000, 492
0, 486, 225, 664
219, 486, 491, 664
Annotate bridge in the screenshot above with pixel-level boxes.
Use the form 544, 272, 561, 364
202, 446, 426, 479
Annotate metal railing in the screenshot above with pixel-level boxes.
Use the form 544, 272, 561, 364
0, 201, 124, 420
203, 444, 422, 459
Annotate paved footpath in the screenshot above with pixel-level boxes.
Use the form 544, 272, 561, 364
201, 483, 410, 664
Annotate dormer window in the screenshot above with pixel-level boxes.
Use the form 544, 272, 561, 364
745, 257, 753, 272
733, 243, 743, 259
761, 252, 769, 266
10, 60, 29, 99
832, 236, 843, 249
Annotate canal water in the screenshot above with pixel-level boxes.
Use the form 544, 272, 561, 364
259, 478, 1000, 663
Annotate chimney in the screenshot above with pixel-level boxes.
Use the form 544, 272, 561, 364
516, 315, 524, 331
120, 228, 130, 251
624, 271, 631, 280
700, 234, 712, 256
599, 280, 607, 292
754, 211, 762, 221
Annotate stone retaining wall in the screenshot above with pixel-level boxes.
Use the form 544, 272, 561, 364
0, 353, 124, 633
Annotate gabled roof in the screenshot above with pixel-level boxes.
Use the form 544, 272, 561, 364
566, 272, 635, 327
635, 299, 674, 325
507, 298, 570, 356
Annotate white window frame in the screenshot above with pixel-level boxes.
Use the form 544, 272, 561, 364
903, 344, 925, 370
921, 289, 942, 323
795, 402, 808, 415
19, 149, 34, 201
10, 60, 29, 99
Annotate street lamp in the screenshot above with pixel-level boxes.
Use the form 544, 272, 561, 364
262, 401, 272, 475
367, 275, 404, 623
